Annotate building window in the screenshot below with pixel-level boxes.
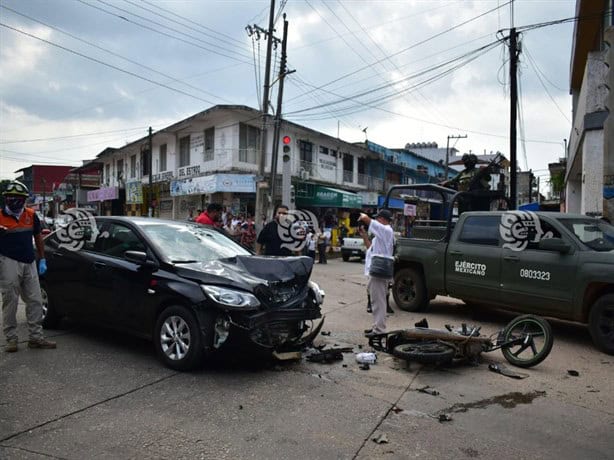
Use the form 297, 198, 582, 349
239, 123, 260, 164
179, 136, 190, 167
299, 140, 313, 163
159, 144, 167, 172
343, 153, 354, 171
105, 164, 110, 185
116, 159, 124, 182
130, 155, 136, 178
319, 146, 329, 155
141, 149, 151, 176
204, 128, 214, 162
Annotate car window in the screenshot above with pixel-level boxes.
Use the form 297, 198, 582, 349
526, 219, 561, 250
458, 216, 500, 246
93, 223, 146, 258
561, 218, 614, 251
140, 222, 251, 263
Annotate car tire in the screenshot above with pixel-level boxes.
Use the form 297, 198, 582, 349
40, 282, 61, 329
392, 267, 428, 312
342, 253, 350, 262
154, 305, 210, 371
589, 294, 614, 355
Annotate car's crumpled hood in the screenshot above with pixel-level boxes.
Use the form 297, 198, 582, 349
173, 255, 314, 292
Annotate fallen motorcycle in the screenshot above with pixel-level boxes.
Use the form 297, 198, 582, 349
367, 314, 553, 368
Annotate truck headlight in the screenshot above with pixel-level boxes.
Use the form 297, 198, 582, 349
201, 286, 260, 309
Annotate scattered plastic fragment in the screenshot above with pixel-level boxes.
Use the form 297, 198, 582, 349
372, 433, 389, 444
488, 363, 529, 379
417, 386, 439, 396
567, 369, 580, 377
356, 352, 377, 364
438, 413, 453, 422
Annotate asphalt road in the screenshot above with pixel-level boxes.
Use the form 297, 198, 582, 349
1, 258, 613, 459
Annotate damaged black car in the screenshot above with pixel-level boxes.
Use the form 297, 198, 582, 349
40, 216, 324, 371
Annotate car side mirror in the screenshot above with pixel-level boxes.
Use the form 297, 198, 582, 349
538, 237, 571, 254
124, 250, 159, 270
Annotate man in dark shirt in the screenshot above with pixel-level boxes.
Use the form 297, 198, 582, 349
256, 205, 292, 256
0, 180, 56, 352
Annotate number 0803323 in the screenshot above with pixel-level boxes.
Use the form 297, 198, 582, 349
519, 269, 550, 281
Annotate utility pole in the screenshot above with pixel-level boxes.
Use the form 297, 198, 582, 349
509, 27, 519, 209
248, 0, 280, 231
528, 169, 533, 203
445, 134, 467, 179
270, 15, 293, 210
148, 126, 153, 217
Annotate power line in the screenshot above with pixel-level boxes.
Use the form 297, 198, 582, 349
0, 127, 148, 144
0, 4, 232, 103
286, 1, 511, 103
0, 22, 219, 105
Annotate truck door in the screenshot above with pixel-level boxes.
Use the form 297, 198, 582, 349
445, 215, 502, 304
500, 215, 576, 315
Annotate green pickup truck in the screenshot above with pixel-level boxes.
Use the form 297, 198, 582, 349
387, 186, 614, 355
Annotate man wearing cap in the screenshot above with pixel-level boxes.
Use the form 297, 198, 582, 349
358, 209, 395, 335
0, 180, 56, 352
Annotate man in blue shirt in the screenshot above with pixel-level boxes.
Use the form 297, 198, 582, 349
0, 180, 56, 352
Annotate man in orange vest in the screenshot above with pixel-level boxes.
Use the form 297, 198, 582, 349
0, 180, 56, 352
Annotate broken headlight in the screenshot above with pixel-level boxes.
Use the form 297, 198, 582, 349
202, 285, 260, 309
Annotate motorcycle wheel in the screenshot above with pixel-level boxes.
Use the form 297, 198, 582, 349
392, 341, 455, 364
501, 315, 553, 368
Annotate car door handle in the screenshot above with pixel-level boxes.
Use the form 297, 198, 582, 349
503, 256, 519, 261
449, 250, 463, 256
93, 262, 107, 269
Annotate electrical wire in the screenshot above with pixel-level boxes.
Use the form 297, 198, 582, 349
0, 127, 148, 145
0, 4, 232, 103
0, 22, 220, 105
286, 1, 511, 103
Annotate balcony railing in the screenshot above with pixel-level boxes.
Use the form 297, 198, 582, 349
300, 160, 316, 175
343, 170, 353, 183
357, 173, 368, 186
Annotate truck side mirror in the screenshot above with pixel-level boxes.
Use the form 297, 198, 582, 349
538, 237, 571, 254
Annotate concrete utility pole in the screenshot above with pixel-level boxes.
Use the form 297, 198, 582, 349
445, 134, 467, 179
270, 15, 293, 210
509, 27, 520, 209
148, 126, 153, 217
248, 0, 280, 231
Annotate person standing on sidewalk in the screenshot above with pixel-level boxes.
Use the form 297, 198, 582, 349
0, 180, 56, 352
358, 209, 394, 335
256, 205, 292, 256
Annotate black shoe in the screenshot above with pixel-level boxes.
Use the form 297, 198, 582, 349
364, 329, 374, 334
386, 307, 394, 314
367, 306, 372, 313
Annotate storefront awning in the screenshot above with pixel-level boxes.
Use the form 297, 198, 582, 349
296, 185, 362, 208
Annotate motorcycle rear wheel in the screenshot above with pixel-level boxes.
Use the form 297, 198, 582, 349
501, 315, 553, 368
392, 341, 455, 364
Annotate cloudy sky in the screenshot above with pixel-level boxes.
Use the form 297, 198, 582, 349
0, 0, 576, 191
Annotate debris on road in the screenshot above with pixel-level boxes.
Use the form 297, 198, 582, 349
272, 350, 302, 361
359, 363, 370, 370
567, 369, 580, 377
372, 433, 389, 444
437, 413, 453, 422
321, 331, 332, 336
417, 386, 440, 396
306, 347, 353, 363
355, 352, 377, 364
488, 363, 529, 379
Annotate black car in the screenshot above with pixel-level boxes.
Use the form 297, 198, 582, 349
41, 216, 325, 370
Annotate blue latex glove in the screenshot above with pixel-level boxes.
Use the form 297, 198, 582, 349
38, 258, 47, 275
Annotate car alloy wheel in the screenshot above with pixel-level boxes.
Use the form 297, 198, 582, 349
160, 315, 192, 361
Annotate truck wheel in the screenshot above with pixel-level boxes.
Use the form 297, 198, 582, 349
342, 253, 350, 262
393, 267, 428, 312
589, 294, 614, 355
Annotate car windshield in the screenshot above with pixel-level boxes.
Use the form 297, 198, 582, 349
560, 218, 614, 252
140, 222, 251, 263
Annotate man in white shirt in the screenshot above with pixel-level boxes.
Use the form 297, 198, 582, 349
358, 209, 395, 335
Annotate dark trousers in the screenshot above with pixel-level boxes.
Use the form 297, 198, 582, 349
308, 250, 316, 260
318, 244, 327, 264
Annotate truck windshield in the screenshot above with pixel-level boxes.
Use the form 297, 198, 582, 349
561, 219, 614, 252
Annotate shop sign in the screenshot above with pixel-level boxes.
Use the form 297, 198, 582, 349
151, 171, 174, 182
178, 165, 201, 178
87, 186, 119, 202
126, 181, 143, 204
170, 174, 256, 197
